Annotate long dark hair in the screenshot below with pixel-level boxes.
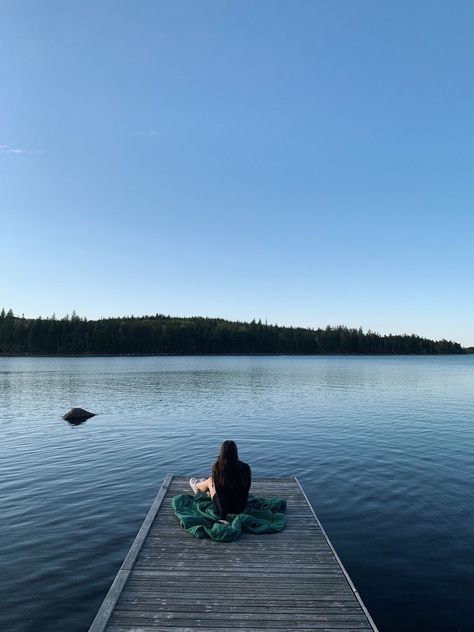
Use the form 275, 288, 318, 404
212, 440, 240, 488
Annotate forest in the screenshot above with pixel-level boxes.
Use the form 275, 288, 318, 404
0, 309, 465, 355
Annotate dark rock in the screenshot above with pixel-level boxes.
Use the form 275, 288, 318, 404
63, 407, 96, 421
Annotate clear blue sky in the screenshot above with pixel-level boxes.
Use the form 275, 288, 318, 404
1, 1, 473, 345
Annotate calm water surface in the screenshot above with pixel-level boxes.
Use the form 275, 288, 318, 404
1, 356, 473, 632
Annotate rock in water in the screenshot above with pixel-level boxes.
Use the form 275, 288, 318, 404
63, 407, 96, 421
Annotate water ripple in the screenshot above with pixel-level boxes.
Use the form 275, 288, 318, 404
1, 355, 473, 631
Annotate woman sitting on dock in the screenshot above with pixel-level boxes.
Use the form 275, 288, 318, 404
190, 440, 251, 522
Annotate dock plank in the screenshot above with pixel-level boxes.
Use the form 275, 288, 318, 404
89, 475, 378, 632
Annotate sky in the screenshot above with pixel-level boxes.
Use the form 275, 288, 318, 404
1, 1, 473, 346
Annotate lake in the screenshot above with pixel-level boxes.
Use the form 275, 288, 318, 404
1, 355, 473, 632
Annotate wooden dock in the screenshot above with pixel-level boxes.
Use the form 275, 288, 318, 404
89, 474, 379, 632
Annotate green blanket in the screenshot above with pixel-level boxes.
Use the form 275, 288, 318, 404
172, 493, 287, 542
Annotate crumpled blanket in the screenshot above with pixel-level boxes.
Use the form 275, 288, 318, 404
172, 492, 287, 542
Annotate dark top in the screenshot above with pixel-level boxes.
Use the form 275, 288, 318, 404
212, 460, 251, 520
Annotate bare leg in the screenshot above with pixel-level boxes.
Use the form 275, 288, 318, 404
196, 476, 216, 498
196, 477, 228, 524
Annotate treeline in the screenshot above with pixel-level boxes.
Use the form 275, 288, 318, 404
0, 309, 464, 355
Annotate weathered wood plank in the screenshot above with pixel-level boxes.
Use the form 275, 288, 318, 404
125, 579, 356, 591
114, 605, 366, 617
295, 478, 379, 632
123, 585, 359, 597
89, 474, 379, 632
108, 618, 371, 630
107, 627, 373, 632
138, 550, 336, 560
119, 596, 363, 609
88, 473, 173, 632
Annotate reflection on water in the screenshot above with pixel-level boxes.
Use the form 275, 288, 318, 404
1, 355, 474, 632
65, 417, 88, 426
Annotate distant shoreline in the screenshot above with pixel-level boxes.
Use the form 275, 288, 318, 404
0, 310, 466, 355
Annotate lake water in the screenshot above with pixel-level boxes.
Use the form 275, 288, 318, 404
1, 355, 473, 632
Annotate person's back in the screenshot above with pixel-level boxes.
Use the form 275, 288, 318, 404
212, 458, 251, 520
190, 440, 252, 521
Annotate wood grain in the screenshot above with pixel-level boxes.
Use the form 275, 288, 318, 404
88, 475, 379, 632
